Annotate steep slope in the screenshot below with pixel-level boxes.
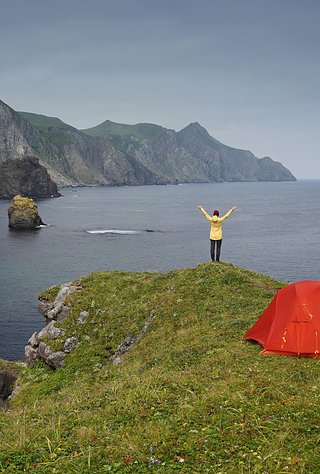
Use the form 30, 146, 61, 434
83, 120, 296, 182
18, 112, 79, 147
82, 119, 166, 141
0, 100, 73, 186
0, 100, 166, 193
177, 122, 296, 182
18, 109, 166, 186
1, 263, 319, 472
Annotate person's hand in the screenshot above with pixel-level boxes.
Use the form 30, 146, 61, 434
232, 206, 237, 211
197, 205, 203, 209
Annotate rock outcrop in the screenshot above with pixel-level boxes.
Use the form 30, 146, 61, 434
8, 195, 45, 230
25, 283, 82, 369
0, 371, 17, 402
0, 155, 60, 198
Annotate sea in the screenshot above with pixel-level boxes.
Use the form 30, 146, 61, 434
1, 180, 320, 360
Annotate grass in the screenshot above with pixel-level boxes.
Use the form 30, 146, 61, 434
19, 112, 77, 147
1, 263, 320, 473
82, 120, 166, 141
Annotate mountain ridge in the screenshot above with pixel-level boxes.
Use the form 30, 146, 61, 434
0, 99, 296, 198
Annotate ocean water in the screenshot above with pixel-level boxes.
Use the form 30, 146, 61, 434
1, 180, 320, 360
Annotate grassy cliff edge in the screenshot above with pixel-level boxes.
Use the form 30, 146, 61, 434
1, 263, 320, 473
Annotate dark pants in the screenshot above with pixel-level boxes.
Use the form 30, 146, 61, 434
210, 239, 222, 262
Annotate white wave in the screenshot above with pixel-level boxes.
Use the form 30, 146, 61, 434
87, 229, 142, 235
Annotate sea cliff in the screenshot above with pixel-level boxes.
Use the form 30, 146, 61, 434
0, 99, 295, 200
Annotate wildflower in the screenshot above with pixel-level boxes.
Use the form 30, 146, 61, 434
150, 457, 159, 464
124, 455, 133, 465
178, 457, 185, 462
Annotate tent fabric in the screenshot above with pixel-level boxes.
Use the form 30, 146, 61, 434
243, 280, 320, 358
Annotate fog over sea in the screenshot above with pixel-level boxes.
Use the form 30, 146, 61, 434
1, 181, 320, 360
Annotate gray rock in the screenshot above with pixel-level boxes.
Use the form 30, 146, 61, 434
38, 341, 53, 361
64, 336, 78, 353
56, 305, 69, 322
109, 335, 136, 366
46, 352, 65, 369
0, 155, 59, 199
46, 283, 81, 321
38, 300, 54, 317
25, 345, 39, 367
77, 311, 89, 324
38, 321, 65, 340
27, 281, 86, 371
28, 332, 39, 347
8, 385, 21, 400
0, 371, 17, 400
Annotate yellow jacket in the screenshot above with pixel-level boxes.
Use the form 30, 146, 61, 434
200, 207, 234, 240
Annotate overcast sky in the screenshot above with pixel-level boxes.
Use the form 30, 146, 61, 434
1, 0, 319, 178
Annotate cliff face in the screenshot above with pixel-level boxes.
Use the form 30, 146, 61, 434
0, 155, 60, 198
85, 121, 296, 183
0, 100, 73, 186
0, 99, 296, 196
0, 101, 166, 192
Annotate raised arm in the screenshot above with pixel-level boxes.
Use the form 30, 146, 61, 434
220, 207, 236, 222
197, 205, 213, 222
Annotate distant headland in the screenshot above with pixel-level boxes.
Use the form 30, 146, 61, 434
0, 99, 296, 198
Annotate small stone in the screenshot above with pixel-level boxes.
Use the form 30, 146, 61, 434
25, 345, 39, 367
77, 311, 89, 324
38, 341, 53, 361
56, 306, 69, 322
64, 336, 78, 353
46, 351, 65, 369
8, 385, 20, 400
38, 321, 65, 340
38, 300, 54, 317
28, 332, 39, 347
54, 283, 81, 309
46, 283, 81, 321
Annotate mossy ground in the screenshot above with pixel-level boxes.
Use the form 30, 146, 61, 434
1, 263, 320, 473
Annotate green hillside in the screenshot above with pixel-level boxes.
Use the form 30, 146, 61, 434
1, 263, 319, 473
19, 112, 78, 147
82, 120, 167, 141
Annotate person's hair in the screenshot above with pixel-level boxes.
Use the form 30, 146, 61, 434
213, 210, 219, 216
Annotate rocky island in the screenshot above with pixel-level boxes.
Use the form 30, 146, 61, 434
8, 195, 45, 230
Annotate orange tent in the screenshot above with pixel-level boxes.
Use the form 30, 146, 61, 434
244, 280, 320, 358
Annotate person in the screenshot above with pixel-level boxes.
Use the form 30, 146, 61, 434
197, 205, 236, 262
